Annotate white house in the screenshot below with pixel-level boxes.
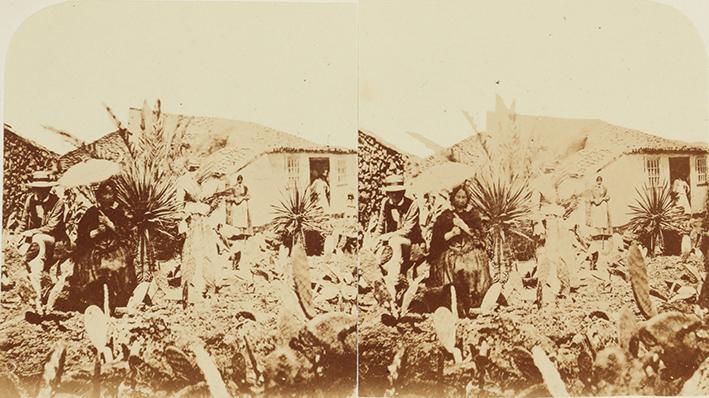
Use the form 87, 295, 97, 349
207, 145, 357, 227
125, 108, 357, 227
554, 124, 708, 227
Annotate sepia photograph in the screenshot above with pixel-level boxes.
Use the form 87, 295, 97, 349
356, 0, 709, 397
2, 0, 708, 397
1, 1, 357, 397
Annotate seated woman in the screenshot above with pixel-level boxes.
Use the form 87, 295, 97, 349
427, 185, 491, 316
69, 182, 131, 311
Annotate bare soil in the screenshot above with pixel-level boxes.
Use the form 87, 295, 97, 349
0, 233, 357, 398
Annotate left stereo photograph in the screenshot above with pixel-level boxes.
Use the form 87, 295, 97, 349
0, 1, 358, 397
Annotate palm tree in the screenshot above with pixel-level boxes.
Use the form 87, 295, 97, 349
104, 100, 190, 283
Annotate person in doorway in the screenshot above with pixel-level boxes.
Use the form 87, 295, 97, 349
673, 177, 691, 215
308, 170, 331, 214
427, 185, 491, 314
375, 174, 423, 277
322, 169, 331, 203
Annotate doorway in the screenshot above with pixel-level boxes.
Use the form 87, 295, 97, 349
669, 156, 691, 202
309, 157, 330, 183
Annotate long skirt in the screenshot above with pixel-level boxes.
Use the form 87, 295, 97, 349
230, 201, 252, 231
182, 216, 222, 300
430, 244, 492, 312
676, 193, 691, 215
69, 243, 130, 310
589, 201, 611, 236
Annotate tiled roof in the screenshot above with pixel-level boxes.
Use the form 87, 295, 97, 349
420, 113, 708, 180
128, 110, 321, 155
59, 130, 127, 169
59, 110, 346, 174
3, 124, 60, 157
556, 122, 709, 178
267, 145, 356, 154
200, 146, 260, 175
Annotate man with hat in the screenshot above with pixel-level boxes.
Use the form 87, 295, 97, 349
376, 174, 422, 276
17, 170, 66, 258
16, 170, 66, 313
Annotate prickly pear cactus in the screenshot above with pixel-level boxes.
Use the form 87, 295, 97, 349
627, 243, 655, 319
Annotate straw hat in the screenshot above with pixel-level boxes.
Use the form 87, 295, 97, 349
382, 174, 406, 192
26, 170, 58, 188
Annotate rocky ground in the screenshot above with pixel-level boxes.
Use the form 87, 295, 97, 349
0, 232, 357, 398
358, 246, 709, 397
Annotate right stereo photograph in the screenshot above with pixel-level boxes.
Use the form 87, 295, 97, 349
356, 1, 709, 397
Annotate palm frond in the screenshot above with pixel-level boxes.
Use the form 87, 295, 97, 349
102, 99, 186, 281
468, 174, 532, 265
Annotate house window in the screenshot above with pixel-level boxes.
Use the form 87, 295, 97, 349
645, 157, 660, 187
337, 158, 347, 183
697, 156, 707, 184
286, 155, 299, 189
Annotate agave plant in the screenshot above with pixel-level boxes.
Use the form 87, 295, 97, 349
271, 186, 327, 319
627, 182, 688, 256
271, 185, 327, 251
467, 175, 532, 271
113, 160, 180, 282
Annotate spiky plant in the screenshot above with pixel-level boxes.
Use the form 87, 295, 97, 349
271, 186, 327, 319
627, 182, 687, 256
113, 160, 180, 282
467, 175, 532, 271
104, 100, 190, 284
271, 185, 327, 251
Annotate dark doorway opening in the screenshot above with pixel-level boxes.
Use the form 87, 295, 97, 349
666, 156, 691, 255
669, 156, 691, 202
305, 157, 331, 256
309, 157, 330, 185
309, 157, 331, 203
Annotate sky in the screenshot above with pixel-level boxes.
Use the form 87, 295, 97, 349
359, 0, 709, 157
2, 0, 357, 154
1, 0, 707, 157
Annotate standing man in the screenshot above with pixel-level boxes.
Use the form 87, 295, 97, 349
375, 174, 422, 277
174, 158, 210, 307
175, 158, 203, 235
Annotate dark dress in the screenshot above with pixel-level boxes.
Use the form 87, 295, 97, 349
427, 207, 492, 312
70, 204, 131, 308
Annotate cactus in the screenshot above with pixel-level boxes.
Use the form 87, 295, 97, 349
36, 343, 66, 398
627, 243, 655, 319
531, 345, 569, 397
190, 341, 232, 398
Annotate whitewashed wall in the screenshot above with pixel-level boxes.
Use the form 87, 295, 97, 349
571, 153, 708, 228
236, 151, 357, 227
